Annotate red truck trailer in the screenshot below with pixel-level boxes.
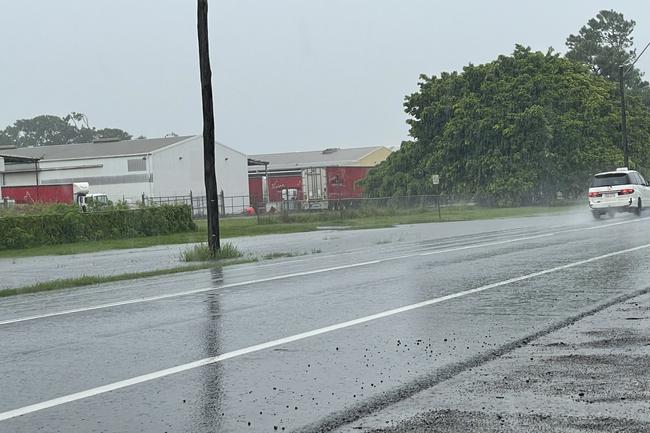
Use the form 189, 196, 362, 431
1, 183, 90, 205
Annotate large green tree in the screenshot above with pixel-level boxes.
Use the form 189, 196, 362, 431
94, 128, 132, 141
566, 9, 648, 89
363, 46, 650, 206
0, 113, 132, 147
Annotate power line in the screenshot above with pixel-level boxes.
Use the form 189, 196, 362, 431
619, 39, 650, 168
624, 40, 650, 75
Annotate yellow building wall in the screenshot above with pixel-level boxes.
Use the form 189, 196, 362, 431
357, 147, 392, 167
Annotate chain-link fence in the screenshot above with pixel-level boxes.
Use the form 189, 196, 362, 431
145, 193, 250, 218
3, 191, 579, 221
249, 194, 450, 224
253, 194, 446, 213
138, 193, 449, 219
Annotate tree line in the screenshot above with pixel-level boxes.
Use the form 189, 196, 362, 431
0, 112, 133, 147
363, 10, 650, 206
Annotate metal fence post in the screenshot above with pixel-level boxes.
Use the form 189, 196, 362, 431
219, 190, 225, 215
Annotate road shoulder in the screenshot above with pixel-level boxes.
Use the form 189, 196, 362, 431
336, 290, 650, 432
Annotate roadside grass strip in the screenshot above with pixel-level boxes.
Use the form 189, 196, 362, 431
0, 259, 255, 298
180, 241, 243, 262
1, 242, 649, 421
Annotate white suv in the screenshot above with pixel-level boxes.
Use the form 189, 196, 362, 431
588, 167, 650, 219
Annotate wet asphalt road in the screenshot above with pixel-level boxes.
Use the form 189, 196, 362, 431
0, 211, 610, 290
1, 211, 650, 432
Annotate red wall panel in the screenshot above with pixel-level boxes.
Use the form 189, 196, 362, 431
268, 175, 302, 202
326, 167, 369, 199
248, 177, 263, 205
1, 184, 74, 204
248, 167, 370, 203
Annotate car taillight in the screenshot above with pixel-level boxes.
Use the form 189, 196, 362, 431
588, 191, 601, 197
618, 188, 635, 195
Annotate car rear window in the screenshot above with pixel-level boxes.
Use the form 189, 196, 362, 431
591, 173, 630, 187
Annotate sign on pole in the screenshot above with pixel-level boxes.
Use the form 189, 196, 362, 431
431, 174, 441, 220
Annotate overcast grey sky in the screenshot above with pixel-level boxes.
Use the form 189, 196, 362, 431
1, 1, 649, 154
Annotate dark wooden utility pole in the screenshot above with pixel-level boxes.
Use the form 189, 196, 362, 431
197, 0, 220, 253
617, 41, 650, 169
619, 65, 629, 168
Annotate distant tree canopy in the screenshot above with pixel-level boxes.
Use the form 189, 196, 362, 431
566, 9, 648, 90
362, 46, 650, 206
0, 112, 132, 147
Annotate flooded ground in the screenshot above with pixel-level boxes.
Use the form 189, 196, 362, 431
1, 210, 649, 432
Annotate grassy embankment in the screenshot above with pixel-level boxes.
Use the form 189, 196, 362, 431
0, 204, 579, 259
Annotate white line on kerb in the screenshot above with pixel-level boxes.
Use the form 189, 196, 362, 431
1, 242, 648, 422
0, 233, 553, 326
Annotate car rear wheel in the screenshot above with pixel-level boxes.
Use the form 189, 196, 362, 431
635, 198, 643, 216
592, 211, 602, 219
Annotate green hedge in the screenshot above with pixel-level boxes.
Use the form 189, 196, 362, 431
0, 205, 197, 250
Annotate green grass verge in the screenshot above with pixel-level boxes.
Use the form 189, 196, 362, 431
180, 242, 243, 262
0, 204, 580, 259
0, 258, 256, 298
262, 251, 307, 260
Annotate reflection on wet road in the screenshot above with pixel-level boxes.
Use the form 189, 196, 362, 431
1, 212, 649, 432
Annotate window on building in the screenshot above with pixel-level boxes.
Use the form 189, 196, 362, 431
127, 159, 146, 172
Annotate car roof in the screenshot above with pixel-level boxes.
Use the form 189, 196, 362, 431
593, 169, 637, 176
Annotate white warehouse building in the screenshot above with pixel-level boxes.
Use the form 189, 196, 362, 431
0, 135, 250, 213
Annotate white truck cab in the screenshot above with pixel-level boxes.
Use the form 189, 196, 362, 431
73, 182, 90, 208
85, 193, 109, 205
73, 183, 109, 211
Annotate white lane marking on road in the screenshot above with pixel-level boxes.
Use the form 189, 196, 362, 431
236, 216, 650, 266
567, 216, 650, 233
0, 259, 381, 326
584, 216, 650, 230
2, 217, 648, 326
0, 231, 558, 326
223, 232, 527, 271
0, 214, 646, 328
418, 233, 555, 256
1, 242, 648, 421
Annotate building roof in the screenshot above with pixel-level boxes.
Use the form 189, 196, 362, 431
249, 146, 389, 171
0, 136, 195, 161
0, 154, 40, 164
